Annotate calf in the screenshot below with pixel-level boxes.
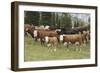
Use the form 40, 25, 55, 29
45, 36, 58, 51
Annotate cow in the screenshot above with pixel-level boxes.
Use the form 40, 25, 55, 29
82, 30, 90, 43
56, 27, 81, 36
72, 25, 90, 33
59, 33, 83, 46
59, 33, 84, 51
24, 24, 31, 36
33, 30, 58, 45
56, 25, 90, 35
45, 36, 58, 51
24, 24, 35, 38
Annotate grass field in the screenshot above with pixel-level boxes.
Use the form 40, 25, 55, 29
24, 35, 90, 62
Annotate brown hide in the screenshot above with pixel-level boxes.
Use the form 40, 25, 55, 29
63, 34, 83, 45
38, 30, 58, 39
48, 37, 58, 46
83, 30, 90, 43
24, 24, 31, 32
36, 30, 58, 45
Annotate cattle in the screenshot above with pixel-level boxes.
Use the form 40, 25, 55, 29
82, 30, 90, 43
56, 25, 90, 35
45, 25, 50, 30
72, 25, 90, 33
33, 30, 58, 45
25, 24, 90, 50
57, 28, 78, 35
56, 27, 80, 35
35, 25, 45, 30
24, 24, 35, 38
45, 36, 58, 51
87, 30, 90, 40
24, 24, 31, 36
24, 25, 50, 41
59, 33, 83, 47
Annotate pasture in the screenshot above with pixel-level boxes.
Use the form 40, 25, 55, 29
24, 35, 90, 62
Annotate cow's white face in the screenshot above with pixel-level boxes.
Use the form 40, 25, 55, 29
33, 30, 37, 37
45, 36, 49, 43
59, 35, 63, 41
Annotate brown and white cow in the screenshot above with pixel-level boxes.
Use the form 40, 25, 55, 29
33, 30, 58, 45
24, 24, 35, 38
59, 33, 83, 46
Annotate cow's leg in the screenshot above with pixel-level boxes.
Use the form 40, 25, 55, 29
35, 37, 39, 41
79, 40, 82, 51
46, 43, 50, 51
54, 44, 57, 52
66, 42, 69, 51
41, 38, 45, 46
40, 38, 42, 45
86, 35, 89, 43
24, 32, 27, 36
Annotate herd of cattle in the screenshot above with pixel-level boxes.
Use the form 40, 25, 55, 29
25, 24, 90, 49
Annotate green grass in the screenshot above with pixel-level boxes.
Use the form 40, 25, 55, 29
24, 35, 90, 62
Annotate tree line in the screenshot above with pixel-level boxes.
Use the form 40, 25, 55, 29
24, 11, 90, 29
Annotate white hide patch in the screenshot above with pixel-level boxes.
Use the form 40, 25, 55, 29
47, 44, 51, 47
69, 42, 72, 45
37, 38, 40, 42
55, 29, 61, 32
75, 42, 79, 45
45, 36, 49, 43
64, 42, 67, 46
33, 30, 37, 37
60, 35, 63, 41
45, 25, 50, 29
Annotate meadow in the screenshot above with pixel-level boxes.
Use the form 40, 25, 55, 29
24, 35, 90, 62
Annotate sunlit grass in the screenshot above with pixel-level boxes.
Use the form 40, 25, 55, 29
24, 35, 90, 61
